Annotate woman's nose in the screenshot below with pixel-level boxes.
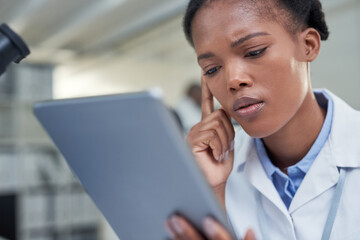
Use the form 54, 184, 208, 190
226, 65, 253, 92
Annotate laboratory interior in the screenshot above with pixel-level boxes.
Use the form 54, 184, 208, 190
0, 0, 359, 239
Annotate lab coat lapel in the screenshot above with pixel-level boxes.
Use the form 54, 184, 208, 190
288, 142, 339, 213
289, 89, 360, 213
241, 140, 289, 217
327, 90, 360, 168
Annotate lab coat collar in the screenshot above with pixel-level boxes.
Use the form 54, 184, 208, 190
325, 90, 360, 168
289, 89, 360, 212
288, 141, 338, 213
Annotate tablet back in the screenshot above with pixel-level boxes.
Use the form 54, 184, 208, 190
33, 91, 235, 240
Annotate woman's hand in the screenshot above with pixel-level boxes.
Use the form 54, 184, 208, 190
165, 215, 256, 240
175, 78, 240, 239
187, 77, 235, 197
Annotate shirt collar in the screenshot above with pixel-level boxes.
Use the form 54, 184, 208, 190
255, 138, 277, 178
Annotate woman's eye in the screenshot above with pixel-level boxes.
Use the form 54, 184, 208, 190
245, 47, 267, 58
204, 66, 221, 76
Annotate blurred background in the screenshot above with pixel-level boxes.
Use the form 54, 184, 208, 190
0, 0, 359, 239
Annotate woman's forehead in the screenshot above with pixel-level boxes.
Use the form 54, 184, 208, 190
191, 1, 280, 47
192, 1, 280, 35
199, 0, 278, 20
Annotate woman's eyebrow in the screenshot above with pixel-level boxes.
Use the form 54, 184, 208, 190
197, 52, 215, 62
230, 32, 270, 48
198, 53, 215, 62
197, 32, 270, 62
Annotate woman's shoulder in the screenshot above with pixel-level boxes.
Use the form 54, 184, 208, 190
327, 89, 360, 130
324, 89, 360, 116
325, 89, 360, 167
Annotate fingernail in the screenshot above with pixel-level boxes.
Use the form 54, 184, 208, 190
164, 221, 175, 238
230, 140, 235, 151
203, 217, 216, 237
218, 154, 223, 162
245, 229, 256, 240
224, 150, 229, 161
170, 216, 183, 235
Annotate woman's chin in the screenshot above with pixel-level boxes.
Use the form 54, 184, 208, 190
239, 123, 279, 139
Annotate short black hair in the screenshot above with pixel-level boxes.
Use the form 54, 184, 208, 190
183, 0, 329, 47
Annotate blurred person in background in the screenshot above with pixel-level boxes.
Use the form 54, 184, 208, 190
176, 83, 202, 134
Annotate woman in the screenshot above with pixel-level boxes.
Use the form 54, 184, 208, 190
165, 0, 360, 239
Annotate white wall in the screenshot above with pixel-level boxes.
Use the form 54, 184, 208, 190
54, 16, 200, 107
312, 0, 360, 109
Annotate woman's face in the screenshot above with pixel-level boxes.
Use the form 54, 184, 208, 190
192, 1, 311, 138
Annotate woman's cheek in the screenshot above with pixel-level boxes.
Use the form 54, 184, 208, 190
207, 80, 221, 98
207, 77, 231, 110
210, 86, 225, 103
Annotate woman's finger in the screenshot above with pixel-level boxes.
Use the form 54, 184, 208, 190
164, 220, 179, 240
201, 76, 214, 119
217, 108, 235, 146
189, 128, 223, 161
203, 217, 233, 240
167, 215, 204, 240
199, 118, 229, 161
197, 110, 235, 158
244, 229, 256, 240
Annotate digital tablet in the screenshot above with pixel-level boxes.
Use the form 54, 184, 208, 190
33, 91, 236, 240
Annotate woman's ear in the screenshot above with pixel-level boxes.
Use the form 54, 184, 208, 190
301, 28, 321, 62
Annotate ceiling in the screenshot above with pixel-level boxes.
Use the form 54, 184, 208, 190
0, 0, 187, 63
0, 0, 357, 64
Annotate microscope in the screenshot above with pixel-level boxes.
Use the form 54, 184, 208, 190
0, 23, 30, 76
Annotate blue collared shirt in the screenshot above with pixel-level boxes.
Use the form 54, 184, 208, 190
255, 90, 334, 209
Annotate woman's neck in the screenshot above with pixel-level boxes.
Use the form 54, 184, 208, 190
262, 90, 326, 171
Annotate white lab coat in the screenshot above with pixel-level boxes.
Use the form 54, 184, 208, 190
226, 90, 360, 240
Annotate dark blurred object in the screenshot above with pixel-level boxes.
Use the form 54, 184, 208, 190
187, 83, 201, 108
0, 194, 16, 240
176, 82, 202, 134
169, 108, 184, 133
0, 23, 30, 76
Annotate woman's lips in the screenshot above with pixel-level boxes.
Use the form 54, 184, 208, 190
233, 97, 264, 119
